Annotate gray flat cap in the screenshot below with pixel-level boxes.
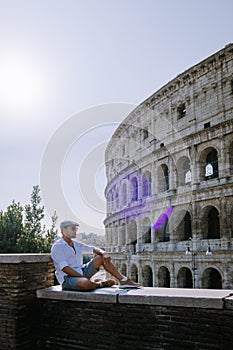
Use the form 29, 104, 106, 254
60, 220, 79, 230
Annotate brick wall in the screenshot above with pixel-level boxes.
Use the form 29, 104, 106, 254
38, 300, 233, 350
0, 254, 54, 350
37, 286, 233, 350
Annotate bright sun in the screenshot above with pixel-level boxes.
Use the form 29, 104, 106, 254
0, 52, 44, 114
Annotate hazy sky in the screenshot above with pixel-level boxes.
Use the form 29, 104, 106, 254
0, 0, 232, 234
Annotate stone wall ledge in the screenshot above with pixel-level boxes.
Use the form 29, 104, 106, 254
37, 285, 233, 309
225, 294, 233, 310
0, 253, 51, 263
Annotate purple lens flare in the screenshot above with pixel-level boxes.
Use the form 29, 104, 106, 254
152, 206, 173, 231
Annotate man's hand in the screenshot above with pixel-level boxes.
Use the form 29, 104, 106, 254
93, 248, 112, 266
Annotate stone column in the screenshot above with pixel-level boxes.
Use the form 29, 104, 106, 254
170, 260, 175, 288
168, 158, 176, 192
137, 260, 143, 283
105, 224, 110, 248
190, 145, 199, 188
220, 195, 231, 245
219, 136, 231, 178
152, 260, 157, 287
136, 220, 143, 252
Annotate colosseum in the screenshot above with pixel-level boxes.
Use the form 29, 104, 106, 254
104, 43, 233, 289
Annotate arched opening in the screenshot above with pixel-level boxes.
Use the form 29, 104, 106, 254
154, 213, 169, 242
157, 164, 169, 192
122, 182, 127, 207
202, 268, 222, 289
158, 266, 170, 287
142, 217, 151, 243
177, 267, 193, 288
142, 171, 152, 197
142, 265, 153, 287
127, 220, 137, 245
208, 207, 220, 239
176, 211, 192, 241
205, 148, 218, 179
130, 264, 138, 282
142, 127, 149, 140
177, 156, 191, 186
131, 177, 138, 202
127, 220, 137, 253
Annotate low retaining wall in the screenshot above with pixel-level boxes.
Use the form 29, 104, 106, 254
1, 254, 233, 350
37, 286, 233, 350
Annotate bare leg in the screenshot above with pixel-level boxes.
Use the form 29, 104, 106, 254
93, 255, 124, 281
76, 277, 102, 291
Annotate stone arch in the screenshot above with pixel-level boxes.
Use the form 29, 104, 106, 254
127, 220, 137, 246
176, 210, 192, 241
154, 213, 169, 242
142, 170, 152, 197
158, 266, 170, 287
177, 156, 191, 186
199, 147, 219, 181
130, 263, 138, 282
201, 205, 220, 239
177, 267, 193, 288
201, 267, 222, 289
157, 163, 169, 192
142, 217, 151, 243
142, 265, 153, 287
130, 177, 138, 202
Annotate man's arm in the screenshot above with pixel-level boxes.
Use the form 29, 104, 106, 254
93, 247, 105, 256
62, 266, 84, 277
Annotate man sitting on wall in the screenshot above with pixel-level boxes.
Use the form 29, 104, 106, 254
51, 220, 141, 291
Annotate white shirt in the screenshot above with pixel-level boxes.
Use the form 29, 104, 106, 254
51, 237, 95, 285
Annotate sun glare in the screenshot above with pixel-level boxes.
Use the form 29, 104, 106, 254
0, 52, 45, 114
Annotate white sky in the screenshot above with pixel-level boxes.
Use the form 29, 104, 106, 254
0, 0, 232, 234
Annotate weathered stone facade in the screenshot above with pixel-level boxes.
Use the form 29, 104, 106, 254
104, 43, 233, 289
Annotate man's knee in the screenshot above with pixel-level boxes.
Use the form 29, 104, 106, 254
93, 255, 104, 269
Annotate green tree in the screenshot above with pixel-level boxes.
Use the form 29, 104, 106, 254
42, 211, 58, 252
0, 185, 58, 253
0, 201, 23, 252
17, 185, 45, 252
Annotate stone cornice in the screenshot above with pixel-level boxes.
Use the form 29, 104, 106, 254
0, 253, 51, 263
37, 284, 233, 310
